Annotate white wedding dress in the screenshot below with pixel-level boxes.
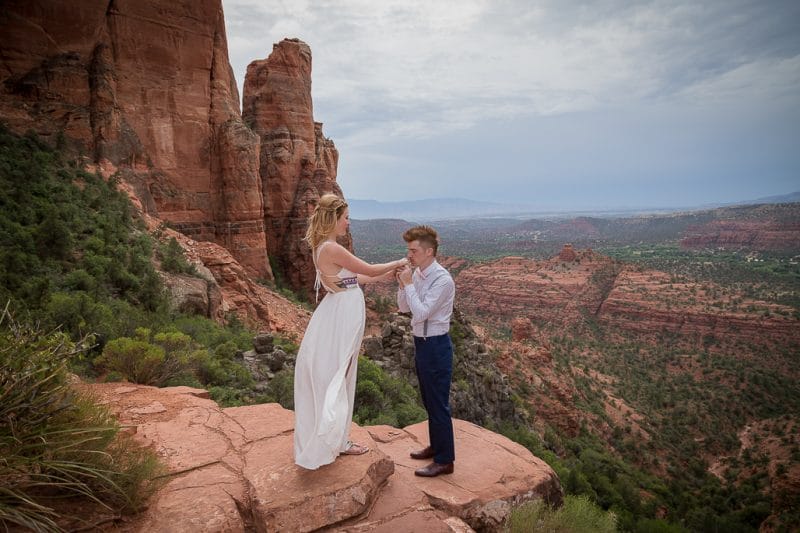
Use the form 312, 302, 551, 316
293, 242, 366, 469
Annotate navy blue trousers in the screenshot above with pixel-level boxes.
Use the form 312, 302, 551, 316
414, 333, 455, 464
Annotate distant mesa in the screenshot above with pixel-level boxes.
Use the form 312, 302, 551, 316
456, 246, 799, 346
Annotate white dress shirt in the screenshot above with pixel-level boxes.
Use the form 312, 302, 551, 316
397, 260, 455, 337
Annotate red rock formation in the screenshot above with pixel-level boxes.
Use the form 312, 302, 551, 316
681, 219, 800, 251
456, 250, 616, 328
457, 248, 800, 347
78, 382, 563, 532
0, 0, 271, 279
558, 243, 577, 262
243, 38, 349, 294
597, 267, 800, 346
511, 317, 534, 342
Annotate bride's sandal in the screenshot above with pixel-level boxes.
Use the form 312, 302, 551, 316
340, 440, 370, 455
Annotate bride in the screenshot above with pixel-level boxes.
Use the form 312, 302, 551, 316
293, 194, 407, 470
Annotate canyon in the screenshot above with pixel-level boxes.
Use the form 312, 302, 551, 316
3, 1, 799, 530
0, 2, 567, 529
456, 245, 800, 347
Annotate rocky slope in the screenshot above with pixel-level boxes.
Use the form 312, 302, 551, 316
456, 245, 800, 346
76, 383, 562, 532
362, 310, 521, 429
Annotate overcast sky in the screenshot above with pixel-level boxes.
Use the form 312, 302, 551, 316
223, 0, 800, 210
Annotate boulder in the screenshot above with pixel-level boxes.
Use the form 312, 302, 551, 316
161, 272, 222, 320
253, 332, 274, 354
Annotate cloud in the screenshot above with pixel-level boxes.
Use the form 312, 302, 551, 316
222, 0, 800, 206
226, 0, 798, 137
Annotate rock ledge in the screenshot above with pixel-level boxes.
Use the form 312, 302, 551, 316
82, 383, 562, 532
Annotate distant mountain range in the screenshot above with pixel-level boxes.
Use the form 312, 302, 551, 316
744, 191, 800, 205
347, 192, 800, 221
347, 198, 533, 221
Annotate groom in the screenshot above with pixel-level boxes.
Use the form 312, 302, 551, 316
397, 225, 456, 477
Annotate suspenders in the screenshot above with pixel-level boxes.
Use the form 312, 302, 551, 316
419, 270, 448, 339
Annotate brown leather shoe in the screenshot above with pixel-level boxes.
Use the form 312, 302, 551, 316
410, 446, 435, 460
414, 462, 454, 477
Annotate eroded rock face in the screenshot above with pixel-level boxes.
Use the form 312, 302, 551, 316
79, 383, 562, 532
148, 223, 310, 339
511, 317, 534, 342
457, 247, 800, 346
597, 267, 800, 345
0, 0, 271, 279
243, 38, 350, 295
681, 219, 800, 251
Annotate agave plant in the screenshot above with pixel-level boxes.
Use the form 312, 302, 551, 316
0, 304, 163, 532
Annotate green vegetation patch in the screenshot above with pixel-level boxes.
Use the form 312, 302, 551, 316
0, 311, 164, 532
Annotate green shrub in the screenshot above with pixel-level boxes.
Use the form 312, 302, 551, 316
159, 237, 196, 275
0, 124, 168, 328
354, 356, 426, 427
0, 312, 164, 531
95, 328, 201, 386
254, 368, 295, 409
507, 495, 617, 533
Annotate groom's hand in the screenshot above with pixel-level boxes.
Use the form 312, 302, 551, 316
398, 265, 413, 287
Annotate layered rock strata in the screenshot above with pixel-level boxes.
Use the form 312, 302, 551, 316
679, 204, 800, 251
243, 38, 349, 294
0, 0, 270, 278
79, 383, 562, 532
457, 248, 800, 346
456, 250, 620, 329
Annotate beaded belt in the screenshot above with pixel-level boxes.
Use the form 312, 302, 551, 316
335, 276, 359, 289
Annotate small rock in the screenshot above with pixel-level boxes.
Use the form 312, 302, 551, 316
253, 332, 274, 354
267, 348, 287, 372
362, 336, 384, 359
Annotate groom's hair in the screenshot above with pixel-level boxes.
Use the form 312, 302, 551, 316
403, 225, 439, 255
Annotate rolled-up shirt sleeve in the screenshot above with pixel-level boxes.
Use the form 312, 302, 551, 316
403, 276, 454, 323
397, 285, 410, 312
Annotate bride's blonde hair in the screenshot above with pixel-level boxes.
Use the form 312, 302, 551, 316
304, 193, 348, 250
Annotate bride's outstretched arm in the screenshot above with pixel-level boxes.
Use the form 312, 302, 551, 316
322, 242, 406, 277
356, 268, 399, 285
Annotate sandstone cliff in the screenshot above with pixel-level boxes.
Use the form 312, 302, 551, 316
456, 246, 800, 346
0, 0, 270, 279
77, 383, 562, 532
680, 218, 800, 251
243, 38, 349, 295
